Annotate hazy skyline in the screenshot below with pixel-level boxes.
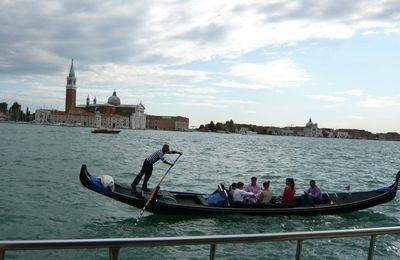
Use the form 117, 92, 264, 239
1, 1, 400, 133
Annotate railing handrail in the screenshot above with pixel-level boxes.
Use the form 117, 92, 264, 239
1, 226, 400, 259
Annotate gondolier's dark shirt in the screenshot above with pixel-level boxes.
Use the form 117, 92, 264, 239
146, 149, 165, 164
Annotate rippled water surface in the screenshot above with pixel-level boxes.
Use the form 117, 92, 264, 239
1, 123, 400, 259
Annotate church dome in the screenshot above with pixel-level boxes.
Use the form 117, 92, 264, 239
305, 118, 313, 128
107, 91, 121, 106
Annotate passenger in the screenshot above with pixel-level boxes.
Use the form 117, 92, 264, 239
245, 176, 261, 198
257, 181, 273, 204
282, 178, 296, 207
229, 182, 237, 197
301, 180, 322, 206
233, 182, 255, 205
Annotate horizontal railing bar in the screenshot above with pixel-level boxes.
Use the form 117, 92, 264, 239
1, 226, 400, 251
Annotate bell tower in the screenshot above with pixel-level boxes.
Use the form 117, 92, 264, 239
65, 59, 77, 112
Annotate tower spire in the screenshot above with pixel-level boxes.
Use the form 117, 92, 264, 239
69, 59, 75, 76
65, 59, 77, 112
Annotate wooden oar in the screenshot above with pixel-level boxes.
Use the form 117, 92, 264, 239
135, 154, 182, 225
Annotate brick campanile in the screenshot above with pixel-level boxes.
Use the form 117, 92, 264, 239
65, 59, 77, 112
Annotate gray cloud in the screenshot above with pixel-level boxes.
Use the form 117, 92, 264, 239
1, 0, 399, 78
177, 23, 231, 44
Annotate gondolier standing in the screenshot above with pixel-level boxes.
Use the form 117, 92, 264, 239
131, 144, 182, 195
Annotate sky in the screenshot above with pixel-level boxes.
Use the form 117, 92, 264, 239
1, 0, 400, 133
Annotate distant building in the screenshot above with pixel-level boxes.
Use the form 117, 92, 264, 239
238, 127, 257, 135
34, 109, 52, 124
35, 59, 146, 129
321, 128, 335, 138
146, 115, 189, 131
304, 118, 323, 137
335, 130, 349, 138
0, 112, 7, 121
280, 127, 294, 136
377, 132, 400, 141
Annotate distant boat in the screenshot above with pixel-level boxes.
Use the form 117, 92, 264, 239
91, 129, 120, 134
238, 127, 257, 135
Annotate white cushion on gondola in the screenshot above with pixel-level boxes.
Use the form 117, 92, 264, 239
100, 175, 115, 191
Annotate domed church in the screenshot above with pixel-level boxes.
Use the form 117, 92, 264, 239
37, 59, 146, 129
77, 89, 145, 121
35, 59, 189, 131
108, 91, 120, 106
304, 118, 322, 137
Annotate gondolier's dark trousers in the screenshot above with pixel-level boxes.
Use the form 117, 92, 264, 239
132, 159, 153, 190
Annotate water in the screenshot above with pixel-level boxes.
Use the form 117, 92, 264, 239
1, 123, 400, 259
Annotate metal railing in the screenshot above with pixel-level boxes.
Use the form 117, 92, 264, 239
1, 226, 400, 260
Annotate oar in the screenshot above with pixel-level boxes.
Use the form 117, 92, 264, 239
135, 154, 182, 225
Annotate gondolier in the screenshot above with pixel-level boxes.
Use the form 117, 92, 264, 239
131, 144, 182, 195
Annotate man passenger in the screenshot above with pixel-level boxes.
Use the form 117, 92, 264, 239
301, 180, 322, 206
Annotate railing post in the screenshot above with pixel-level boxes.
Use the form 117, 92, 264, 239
209, 243, 216, 260
0, 249, 5, 260
109, 247, 120, 260
295, 239, 303, 260
368, 235, 377, 260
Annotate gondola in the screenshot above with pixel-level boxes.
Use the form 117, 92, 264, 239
80, 165, 400, 215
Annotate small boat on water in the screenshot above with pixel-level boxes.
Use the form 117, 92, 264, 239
91, 129, 120, 134
80, 165, 400, 216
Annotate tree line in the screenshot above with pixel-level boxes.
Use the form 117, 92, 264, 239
0, 102, 34, 121
198, 120, 253, 133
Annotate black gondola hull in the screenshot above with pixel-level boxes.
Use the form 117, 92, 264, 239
80, 165, 400, 216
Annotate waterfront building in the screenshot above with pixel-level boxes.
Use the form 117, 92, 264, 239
0, 112, 7, 121
277, 126, 305, 136
238, 127, 257, 135
320, 128, 335, 138
335, 130, 349, 138
34, 109, 52, 124
146, 115, 189, 131
35, 60, 146, 129
304, 118, 323, 137
280, 127, 294, 136
378, 132, 400, 141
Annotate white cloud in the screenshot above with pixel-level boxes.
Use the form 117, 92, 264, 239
81, 64, 208, 85
384, 28, 400, 34
179, 98, 254, 108
229, 59, 310, 88
213, 80, 265, 89
348, 115, 364, 120
306, 95, 347, 102
362, 30, 378, 36
360, 96, 400, 108
335, 89, 364, 96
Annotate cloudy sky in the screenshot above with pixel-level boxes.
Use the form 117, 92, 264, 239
1, 0, 400, 133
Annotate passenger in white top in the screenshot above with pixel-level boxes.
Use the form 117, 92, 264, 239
233, 182, 255, 204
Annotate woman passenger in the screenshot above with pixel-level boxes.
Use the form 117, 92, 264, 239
257, 181, 273, 204
282, 178, 296, 207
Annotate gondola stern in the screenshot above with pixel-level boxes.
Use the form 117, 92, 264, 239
79, 164, 92, 189
396, 171, 400, 183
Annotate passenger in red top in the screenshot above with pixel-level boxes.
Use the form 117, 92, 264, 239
282, 178, 296, 207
